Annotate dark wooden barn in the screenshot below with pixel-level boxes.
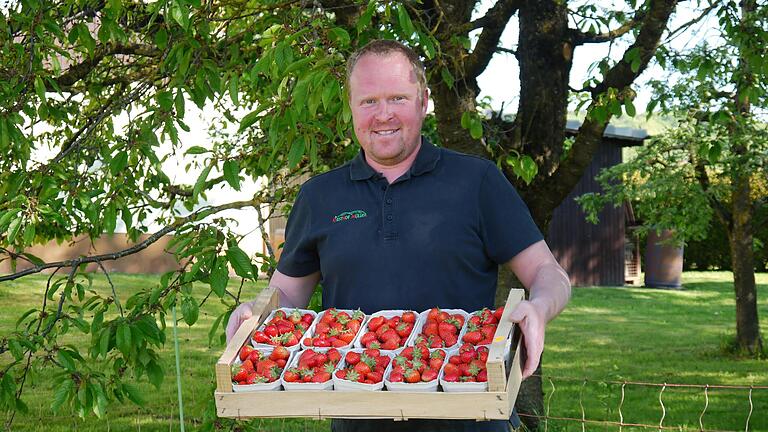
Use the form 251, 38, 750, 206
547, 120, 648, 286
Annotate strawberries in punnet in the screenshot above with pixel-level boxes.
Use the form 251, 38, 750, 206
442, 343, 489, 383
252, 309, 314, 348
413, 307, 465, 349
231, 348, 286, 385
303, 308, 365, 348
388, 345, 446, 384
359, 311, 417, 350
334, 349, 390, 384
462, 307, 503, 346
282, 348, 342, 384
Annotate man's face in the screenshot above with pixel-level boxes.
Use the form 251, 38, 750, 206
348, 52, 428, 167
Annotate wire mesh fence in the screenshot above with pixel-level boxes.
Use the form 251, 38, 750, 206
521, 374, 768, 431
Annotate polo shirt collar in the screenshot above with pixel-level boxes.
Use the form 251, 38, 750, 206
349, 136, 441, 181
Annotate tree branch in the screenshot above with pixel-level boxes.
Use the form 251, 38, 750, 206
693, 157, 732, 228
540, 0, 678, 205
466, 0, 521, 79
0, 198, 263, 282
571, 10, 646, 44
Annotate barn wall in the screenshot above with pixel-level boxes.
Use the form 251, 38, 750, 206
548, 139, 625, 286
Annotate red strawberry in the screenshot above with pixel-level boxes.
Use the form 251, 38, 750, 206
269, 346, 290, 361
252, 331, 270, 344
395, 322, 413, 338
423, 322, 438, 336
443, 363, 460, 377
381, 339, 399, 350
239, 345, 254, 361
404, 369, 420, 383
389, 371, 404, 382
443, 372, 460, 382
422, 369, 438, 382
402, 311, 417, 324
232, 366, 249, 382
477, 369, 488, 382
427, 308, 440, 321
462, 331, 483, 345
312, 371, 332, 383
493, 306, 504, 322
367, 316, 385, 331
345, 352, 361, 365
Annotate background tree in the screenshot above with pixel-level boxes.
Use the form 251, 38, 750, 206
0, 0, 719, 429
580, 0, 767, 356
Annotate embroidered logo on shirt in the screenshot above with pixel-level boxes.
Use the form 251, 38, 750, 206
332, 210, 367, 223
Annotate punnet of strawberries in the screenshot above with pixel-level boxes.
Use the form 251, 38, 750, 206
359, 310, 417, 350
334, 349, 391, 384
283, 348, 342, 383
388, 344, 446, 383
461, 306, 504, 345
232, 345, 291, 385
303, 308, 365, 348
442, 343, 490, 383
252, 309, 314, 347
412, 307, 465, 348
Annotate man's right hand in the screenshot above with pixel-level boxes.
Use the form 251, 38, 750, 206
226, 301, 255, 344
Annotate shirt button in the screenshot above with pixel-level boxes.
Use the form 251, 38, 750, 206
386, 215, 393, 221
386, 198, 392, 204
381, 185, 386, 191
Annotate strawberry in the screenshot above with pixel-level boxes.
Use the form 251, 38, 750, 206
421, 369, 438, 382
477, 369, 488, 382
269, 346, 290, 361
443, 372, 460, 382
404, 369, 420, 383
312, 371, 332, 382
239, 345, 254, 361
395, 322, 413, 338
427, 307, 440, 321
462, 330, 483, 345
232, 366, 249, 382
283, 368, 301, 382
443, 363, 460, 377
381, 339, 399, 350
345, 351, 361, 365
492, 306, 504, 323
389, 371, 404, 382
367, 316, 385, 331
252, 331, 270, 344
402, 311, 417, 324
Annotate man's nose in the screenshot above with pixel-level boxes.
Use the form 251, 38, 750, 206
374, 101, 394, 121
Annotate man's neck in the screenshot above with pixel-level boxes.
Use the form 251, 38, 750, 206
365, 142, 422, 184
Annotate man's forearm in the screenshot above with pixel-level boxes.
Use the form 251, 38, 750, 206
528, 261, 571, 322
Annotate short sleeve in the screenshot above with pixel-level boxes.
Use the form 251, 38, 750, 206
478, 163, 544, 264
276, 186, 321, 277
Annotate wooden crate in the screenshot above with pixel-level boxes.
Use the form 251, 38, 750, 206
214, 288, 524, 421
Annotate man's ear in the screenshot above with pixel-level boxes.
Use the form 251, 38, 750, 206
421, 89, 429, 114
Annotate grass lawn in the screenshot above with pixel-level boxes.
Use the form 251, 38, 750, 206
1, 271, 766, 431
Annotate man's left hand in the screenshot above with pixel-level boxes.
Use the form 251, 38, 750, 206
508, 299, 547, 379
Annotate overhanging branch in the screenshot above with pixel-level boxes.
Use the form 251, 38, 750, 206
571, 11, 646, 44
466, 0, 521, 79
0, 198, 263, 282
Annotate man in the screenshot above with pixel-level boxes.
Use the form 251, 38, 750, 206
226, 39, 571, 432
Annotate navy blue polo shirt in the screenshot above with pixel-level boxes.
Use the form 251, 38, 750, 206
277, 138, 543, 314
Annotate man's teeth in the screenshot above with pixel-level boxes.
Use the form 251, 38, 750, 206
374, 129, 398, 135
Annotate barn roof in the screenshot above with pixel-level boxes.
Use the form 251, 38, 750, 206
565, 119, 650, 146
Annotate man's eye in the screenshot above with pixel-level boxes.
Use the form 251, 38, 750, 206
362, 99, 376, 105
392, 96, 405, 101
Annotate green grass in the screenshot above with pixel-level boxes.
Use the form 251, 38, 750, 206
1, 271, 766, 431
542, 271, 768, 431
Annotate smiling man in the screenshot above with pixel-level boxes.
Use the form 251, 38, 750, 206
227, 40, 571, 432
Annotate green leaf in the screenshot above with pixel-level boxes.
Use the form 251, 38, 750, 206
208, 311, 226, 345
51, 378, 73, 413
170, 1, 190, 29
624, 98, 636, 117
116, 322, 131, 356
287, 136, 306, 167
441, 68, 454, 89
469, 118, 483, 140
146, 360, 164, 389
103, 202, 117, 234
122, 383, 146, 406
8, 339, 23, 361
22, 223, 35, 244
110, 151, 128, 176
193, 164, 212, 199
209, 257, 229, 297
328, 28, 350, 48
6, 217, 22, 243
222, 160, 240, 191
396, 4, 415, 36
92, 383, 106, 418
460, 112, 471, 129
228, 74, 239, 106
185, 146, 209, 155
58, 350, 76, 371
99, 327, 111, 359
34, 76, 47, 101
180, 297, 199, 326
226, 245, 254, 279
157, 91, 174, 111
155, 27, 168, 49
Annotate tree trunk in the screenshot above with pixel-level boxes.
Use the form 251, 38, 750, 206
729, 162, 763, 354
727, 0, 763, 356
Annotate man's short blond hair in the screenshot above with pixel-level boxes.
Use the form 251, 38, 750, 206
345, 39, 427, 98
